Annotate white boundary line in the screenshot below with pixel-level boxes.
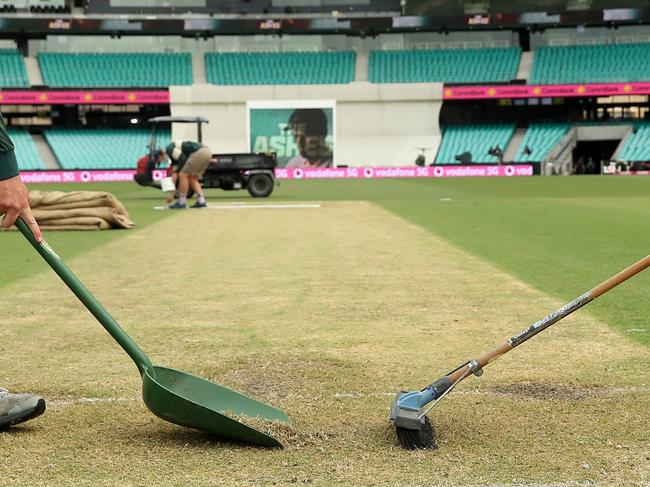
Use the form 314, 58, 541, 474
48, 397, 136, 408
205, 203, 322, 210
154, 203, 322, 210
332, 386, 650, 399
45, 385, 650, 410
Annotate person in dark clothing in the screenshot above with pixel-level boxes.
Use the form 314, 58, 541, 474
0, 111, 46, 429
0, 114, 41, 238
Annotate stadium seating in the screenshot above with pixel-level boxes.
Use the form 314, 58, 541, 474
618, 122, 650, 161
38, 52, 192, 87
513, 122, 570, 162
44, 128, 171, 169
436, 123, 515, 164
7, 128, 46, 170
368, 47, 521, 83
205, 51, 356, 85
530, 43, 650, 84
0, 48, 30, 87
435, 123, 516, 164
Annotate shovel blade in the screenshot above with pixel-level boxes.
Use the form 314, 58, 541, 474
142, 366, 289, 447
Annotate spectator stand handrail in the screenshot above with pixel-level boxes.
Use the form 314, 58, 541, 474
543, 127, 577, 173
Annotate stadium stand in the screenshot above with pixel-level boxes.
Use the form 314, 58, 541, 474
513, 122, 570, 162
205, 51, 356, 85
38, 52, 192, 87
529, 43, 650, 84
0, 48, 30, 87
435, 123, 516, 164
44, 128, 171, 169
7, 128, 46, 170
618, 122, 650, 161
368, 47, 521, 83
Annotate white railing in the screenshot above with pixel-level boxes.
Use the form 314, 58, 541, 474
548, 35, 650, 47
382, 42, 403, 50
543, 127, 577, 176
611, 125, 635, 160
221, 44, 320, 54
399, 40, 511, 51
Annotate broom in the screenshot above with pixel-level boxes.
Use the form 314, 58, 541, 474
390, 254, 650, 450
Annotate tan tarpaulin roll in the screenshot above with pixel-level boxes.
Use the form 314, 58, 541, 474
27, 190, 135, 231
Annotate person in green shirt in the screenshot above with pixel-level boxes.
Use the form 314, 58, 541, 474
0, 114, 41, 239
159, 140, 212, 209
0, 112, 46, 429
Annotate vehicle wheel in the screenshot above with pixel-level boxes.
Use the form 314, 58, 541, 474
247, 173, 274, 197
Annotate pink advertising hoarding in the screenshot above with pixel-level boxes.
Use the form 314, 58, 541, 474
20, 166, 533, 184
274, 165, 533, 179
0, 90, 169, 105
443, 82, 650, 100
20, 170, 140, 184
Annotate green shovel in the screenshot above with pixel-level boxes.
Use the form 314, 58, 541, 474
16, 217, 290, 447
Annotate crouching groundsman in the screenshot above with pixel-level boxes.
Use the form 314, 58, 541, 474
159, 140, 212, 209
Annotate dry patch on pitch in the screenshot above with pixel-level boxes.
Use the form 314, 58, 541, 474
1, 201, 649, 486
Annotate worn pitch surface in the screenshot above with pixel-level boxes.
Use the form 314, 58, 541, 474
2, 202, 649, 486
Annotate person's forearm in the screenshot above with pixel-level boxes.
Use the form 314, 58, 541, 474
0, 150, 19, 181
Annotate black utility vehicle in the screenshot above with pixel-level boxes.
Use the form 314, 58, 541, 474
134, 116, 277, 198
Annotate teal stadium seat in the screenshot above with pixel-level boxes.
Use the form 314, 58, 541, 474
618, 122, 650, 161
205, 51, 355, 85
368, 47, 521, 83
44, 128, 171, 169
435, 124, 516, 164
7, 129, 46, 170
0, 49, 30, 87
530, 43, 650, 84
38, 52, 192, 87
514, 122, 570, 162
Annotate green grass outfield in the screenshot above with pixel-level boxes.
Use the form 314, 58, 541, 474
5, 176, 649, 345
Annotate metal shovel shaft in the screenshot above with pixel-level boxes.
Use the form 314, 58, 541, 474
16, 217, 154, 376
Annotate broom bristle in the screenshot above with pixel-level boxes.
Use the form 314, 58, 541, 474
395, 415, 437, 450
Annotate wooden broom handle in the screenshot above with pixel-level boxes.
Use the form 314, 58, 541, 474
592, 254, 650, 298
448, 254, 650, 383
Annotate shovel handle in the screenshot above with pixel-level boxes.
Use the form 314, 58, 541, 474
448, 254, 650, 383
15, 217, 154, 376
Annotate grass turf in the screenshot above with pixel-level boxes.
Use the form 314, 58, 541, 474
2, 201, 649, 486
274, 176, 650, 345
0, 183, 174, 288
7, 176, 647, 345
